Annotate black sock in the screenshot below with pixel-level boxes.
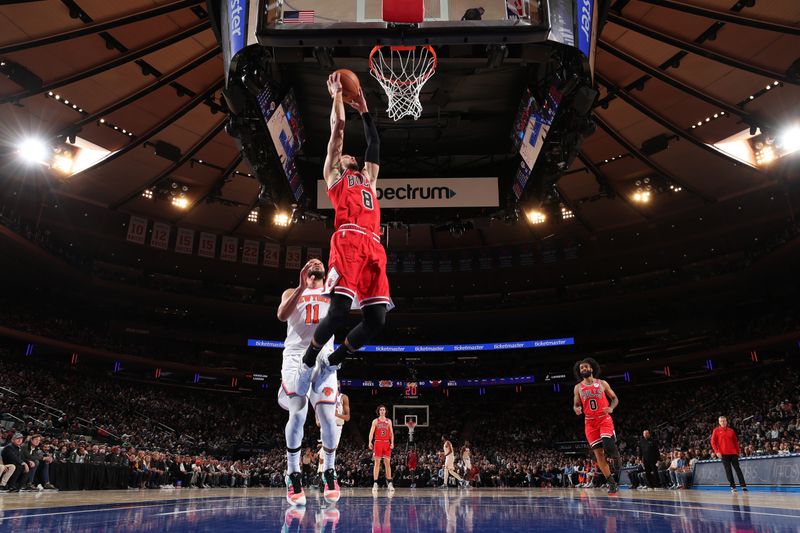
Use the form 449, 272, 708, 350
302, 343, 322, 367
328, 344, 353, 366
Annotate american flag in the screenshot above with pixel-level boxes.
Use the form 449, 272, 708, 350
506, 0, 523, 19
283, 10, 314, 24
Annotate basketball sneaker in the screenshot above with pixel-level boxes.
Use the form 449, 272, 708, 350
607, 480, 619, 496
313, 352, 341, 394
282, 506, 306, 533
387, 481, 395, 492
323, 468, 340, 503
285, 472, 307, 506
372, 482, 379, 493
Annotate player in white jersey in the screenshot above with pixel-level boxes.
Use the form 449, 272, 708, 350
277, 259, 341, 505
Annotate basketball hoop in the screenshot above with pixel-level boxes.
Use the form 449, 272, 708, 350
405, 419, 417, 442
369, 45, 437, 121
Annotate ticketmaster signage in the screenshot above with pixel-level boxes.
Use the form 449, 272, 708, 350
316, 178, 499, 209
247, 337, 574, 352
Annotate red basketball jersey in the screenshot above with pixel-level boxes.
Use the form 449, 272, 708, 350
579, 380, 610, 419
374, 418, 391, 442
328, 169, 381, 233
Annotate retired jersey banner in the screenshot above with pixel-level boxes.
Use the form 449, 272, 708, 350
263, 242, 280, 267
149, 222, 170, 250
175, 228, 194, 254
198, 232, 217, 258
285, 246, 302, 269
317, 178, 498, 209
242, 240, 259, 265
306, 247, 322, 261
220, 236, 238, 262
126, 216, 147, 244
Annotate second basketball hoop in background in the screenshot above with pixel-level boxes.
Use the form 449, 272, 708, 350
333, 68, 361, 104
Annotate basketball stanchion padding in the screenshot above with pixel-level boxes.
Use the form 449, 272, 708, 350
383, 0, 424, 24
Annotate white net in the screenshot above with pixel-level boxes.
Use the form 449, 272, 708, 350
369, 45, 437, 121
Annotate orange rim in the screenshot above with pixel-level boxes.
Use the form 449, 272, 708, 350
369, 45, 437, 86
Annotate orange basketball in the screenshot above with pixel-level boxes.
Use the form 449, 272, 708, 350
334, 68, 361, 103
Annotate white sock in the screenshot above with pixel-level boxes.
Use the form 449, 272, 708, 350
287, 450, 301, 474
324, 450, 336, 471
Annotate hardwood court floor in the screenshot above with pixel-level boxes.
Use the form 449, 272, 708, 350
0, 486, 797, 531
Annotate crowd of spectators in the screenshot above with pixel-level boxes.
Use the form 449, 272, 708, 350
1, 342, 799, 492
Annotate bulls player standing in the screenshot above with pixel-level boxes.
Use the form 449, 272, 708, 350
572, 358, 621, 495
276, 259, 342, 505
297, 72, 391, 395
368, 405, 395, 491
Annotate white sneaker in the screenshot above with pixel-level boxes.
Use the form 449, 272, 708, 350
295, 362, 315, 397
387, 482, 395, 492
372, 482, 379, 492
313, 352, 341, 394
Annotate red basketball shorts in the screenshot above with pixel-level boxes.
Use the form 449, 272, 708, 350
373, 440, 391, 459
585, 415, 615, 448
325, 224, 392, 309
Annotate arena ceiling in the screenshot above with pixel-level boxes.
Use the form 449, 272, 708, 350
1, 0, 799, 253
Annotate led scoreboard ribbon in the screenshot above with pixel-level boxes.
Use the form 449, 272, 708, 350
247, 337, 574, 352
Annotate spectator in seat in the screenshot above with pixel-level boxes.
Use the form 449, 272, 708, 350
74, 445, 88, 463
1, 433, 27, 492
0, 454, 16, 489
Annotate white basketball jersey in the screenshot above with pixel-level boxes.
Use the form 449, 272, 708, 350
283, 287, 334, 355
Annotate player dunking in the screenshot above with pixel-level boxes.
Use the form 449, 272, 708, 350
573, 357, 621, 495
296, 72, 391, 395
368, 405, 394, 491
277, 259, 342, 505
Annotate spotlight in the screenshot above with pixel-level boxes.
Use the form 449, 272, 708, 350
633, 190, 651, 203
247, 209, 259, 223
778, 125, 800, 154
17, 138, 49, 164
171, 196, 188, 209
560, 205, 574, 220
142, 189, 154, 199
526, 210, 546, 225
273, 212, 291, 226
99, 118, 105, 123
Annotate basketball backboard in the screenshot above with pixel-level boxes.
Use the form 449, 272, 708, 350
259, 0, 548, 47
393, 404, 429, 427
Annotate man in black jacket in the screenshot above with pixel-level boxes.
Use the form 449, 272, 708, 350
1, 433, 27, 492
638, 430, 661, 488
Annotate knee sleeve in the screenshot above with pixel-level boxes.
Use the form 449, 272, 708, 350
602, 437, 619, 458
312, 294, 351, 346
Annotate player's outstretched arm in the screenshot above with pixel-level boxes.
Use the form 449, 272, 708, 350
573, 384, 582, 415
602, 380, 619, 413
323, 73, 346, 188
276, 262, 312, 321
348, 88, 380, 191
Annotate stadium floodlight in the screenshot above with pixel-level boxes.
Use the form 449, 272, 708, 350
273, 212, 291, 227
778, 125, 800, 154
526, 210, 546, 225
17, 138, 49, 165
171, 196, 189, 209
